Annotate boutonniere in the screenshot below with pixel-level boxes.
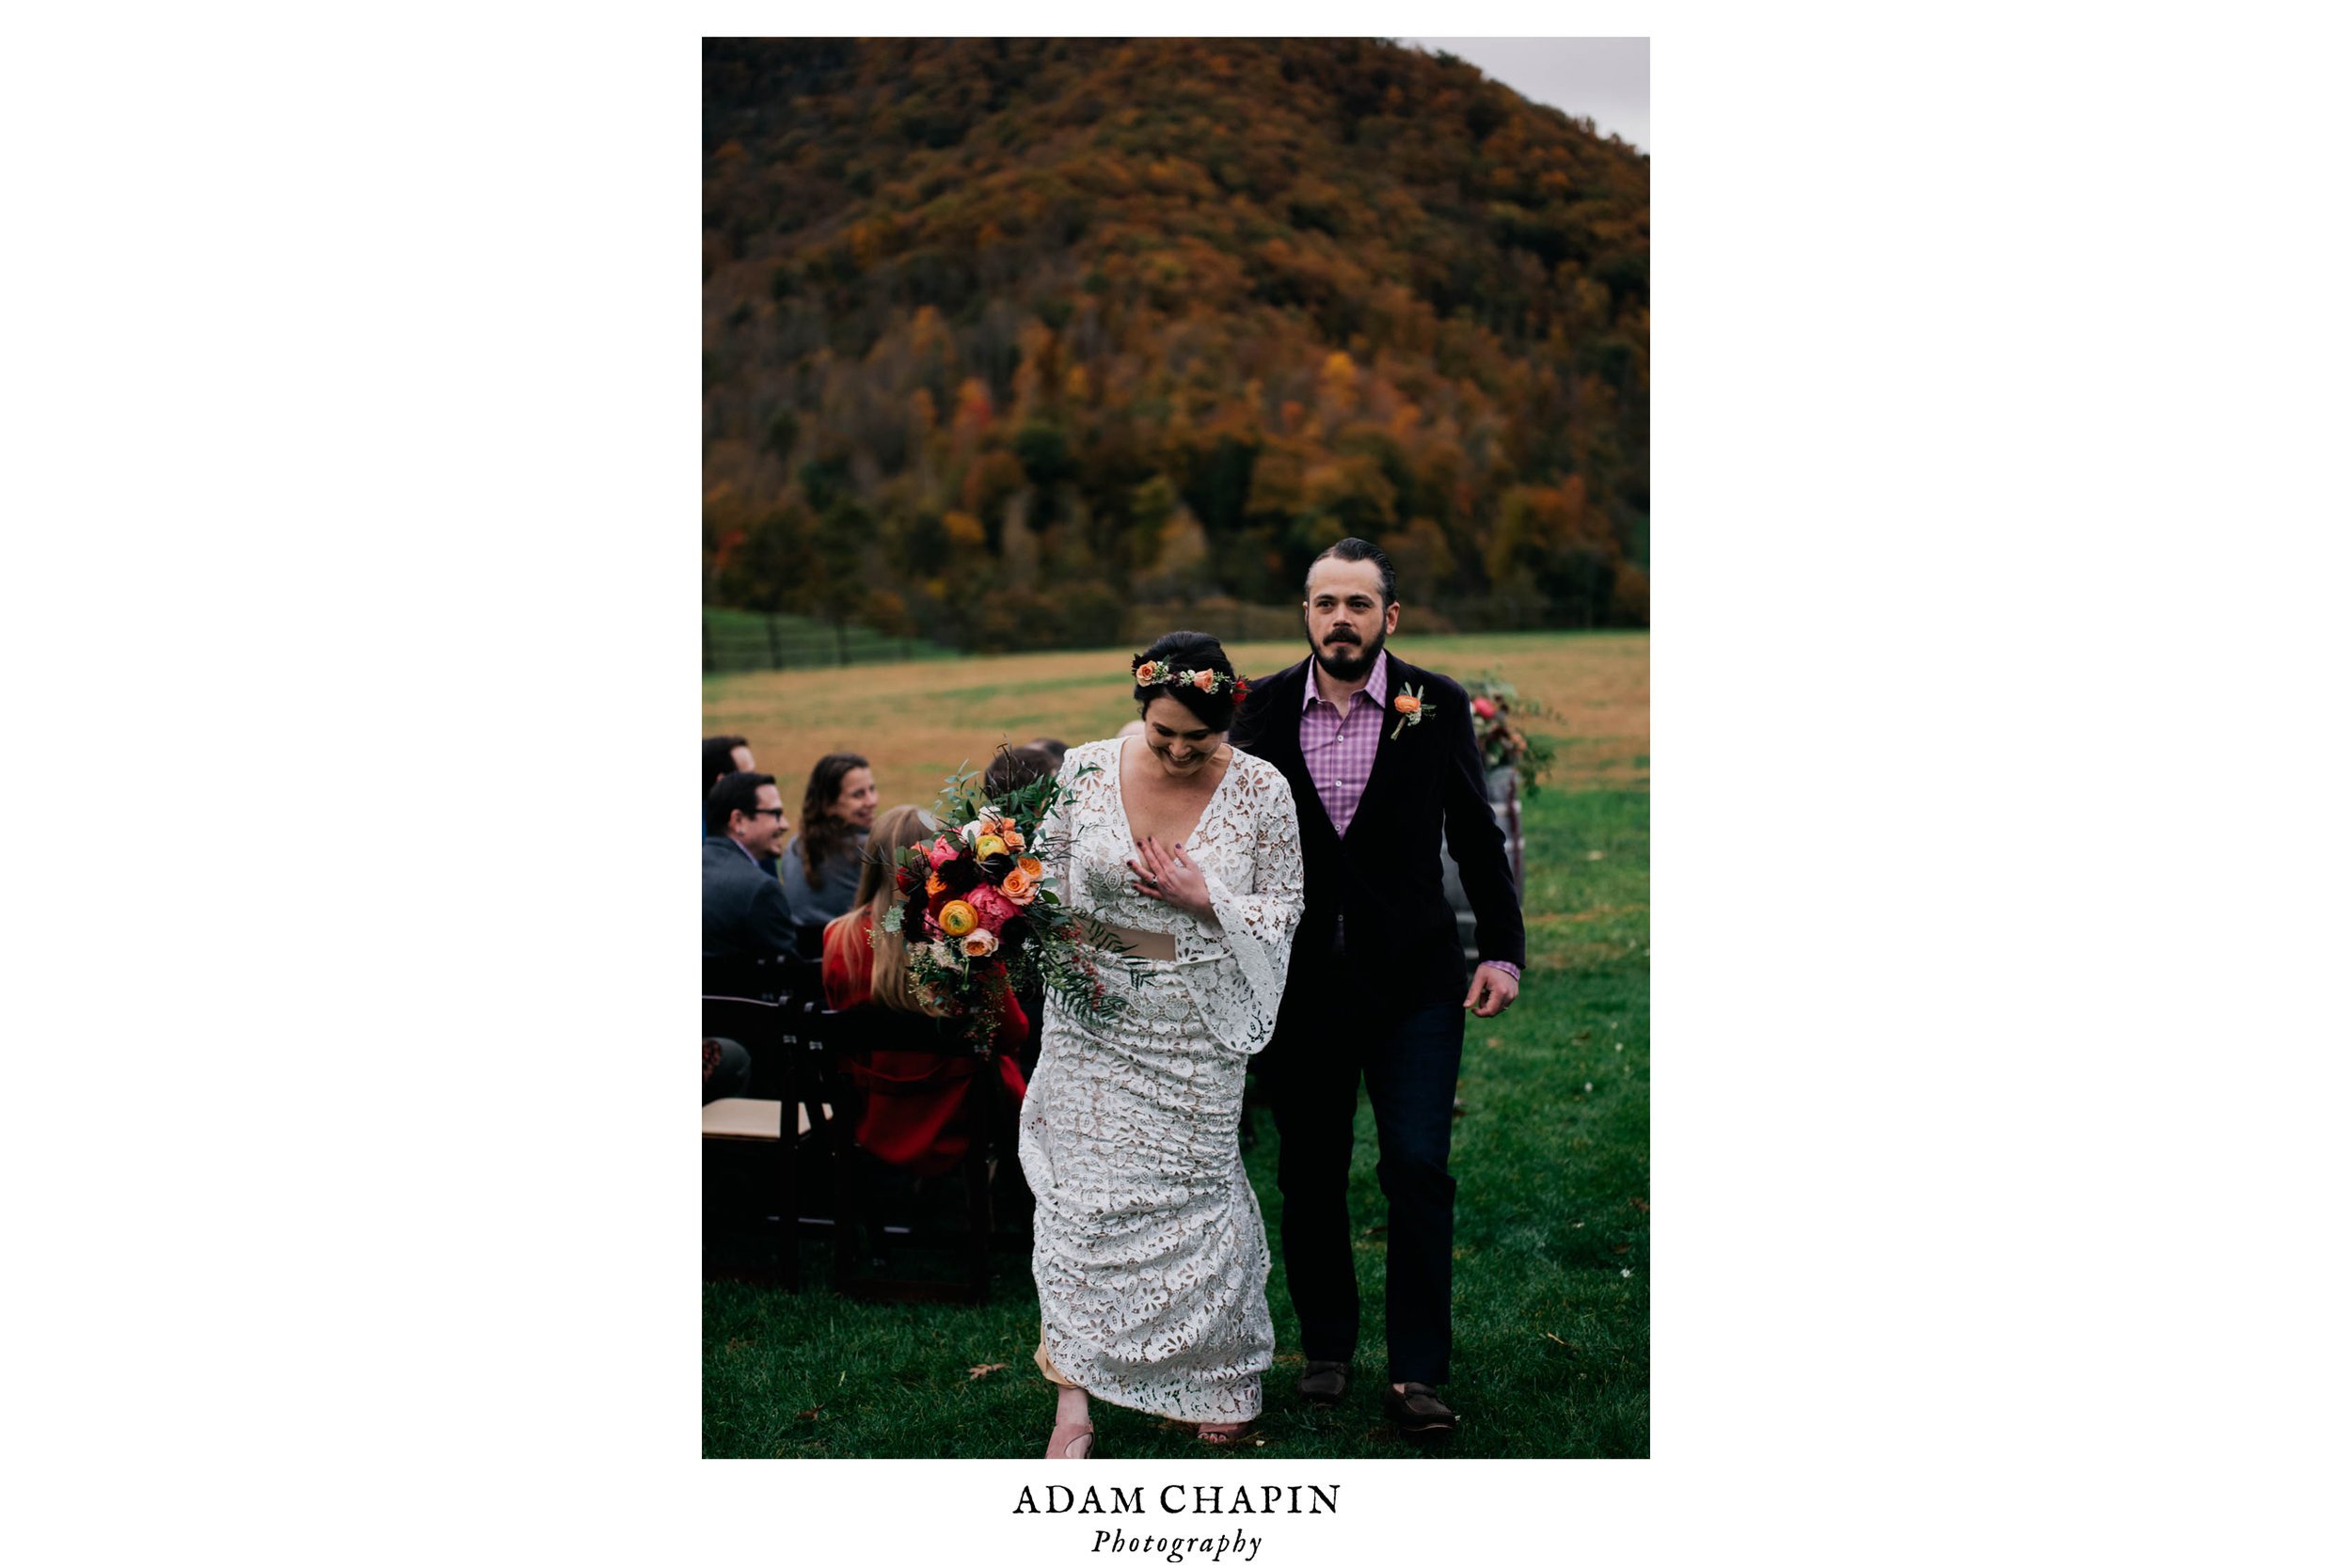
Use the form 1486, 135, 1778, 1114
1390, 683, 1429, 740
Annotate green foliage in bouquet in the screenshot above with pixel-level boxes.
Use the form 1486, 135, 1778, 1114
880, 758, 1146, 1048
1465, 672, 1558, 797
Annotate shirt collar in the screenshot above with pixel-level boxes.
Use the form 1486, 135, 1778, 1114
1302, 649, 1390, 712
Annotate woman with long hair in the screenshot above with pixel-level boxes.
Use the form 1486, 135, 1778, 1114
820, 804, 937, 1016
781, 752, 879, 927
1019, 630, 1305, 1457
822, 804, 1027, 1176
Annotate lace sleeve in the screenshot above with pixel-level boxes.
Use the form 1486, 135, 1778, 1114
1175, 757, 1305, 1055
1042, 751, 1079, 895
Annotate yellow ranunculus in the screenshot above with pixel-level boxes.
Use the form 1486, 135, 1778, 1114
975, 834, 1007, 861
938, 900, 979, 938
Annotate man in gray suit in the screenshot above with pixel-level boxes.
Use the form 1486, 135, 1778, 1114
703, 770, 796, 962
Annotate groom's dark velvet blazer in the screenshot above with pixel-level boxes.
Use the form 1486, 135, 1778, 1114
1232, 654, 1525, 1014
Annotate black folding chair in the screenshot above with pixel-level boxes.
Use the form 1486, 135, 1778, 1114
701, 994, 826, 1288
803, 1006, 1004, 1305
703, 952, 819, 1007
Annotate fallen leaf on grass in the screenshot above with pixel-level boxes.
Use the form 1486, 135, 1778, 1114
796, 1405, 826, 1420
1585, 850, 1606, 861
967, 1364, 1010, 1379
1612, 1244, 1632, 1255
1629, 1196, 1649, 1214
1544, 1333, 1572, 1348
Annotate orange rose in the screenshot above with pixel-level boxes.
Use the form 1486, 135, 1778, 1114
960, 928, 999, 958
977, 816, 1024, 852
1136, 660, 1162, 684
1193, 670, 1217, 692
1000, 866, 1037, 904
1017, 855, 1044, 880
1393, 693, 1422, 716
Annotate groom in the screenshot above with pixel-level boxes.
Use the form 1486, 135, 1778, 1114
1231, 537, 1525, 1443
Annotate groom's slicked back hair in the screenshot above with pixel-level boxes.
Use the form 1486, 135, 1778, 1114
1308, 536, 1397, 607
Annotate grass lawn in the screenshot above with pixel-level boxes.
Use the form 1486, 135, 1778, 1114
702, 629, 1647, 802
703, 632, 1647, 1458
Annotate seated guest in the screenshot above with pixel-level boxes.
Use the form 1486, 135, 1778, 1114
1026, 736, 1070, 768
984, 743, 1058, 798
781, 752, 879, 930
703, 735, 771, 871
703, 771, 795, 962
703, 1037, 752, 1104
704, 735, 755, 799
821, 803, 1026, 1175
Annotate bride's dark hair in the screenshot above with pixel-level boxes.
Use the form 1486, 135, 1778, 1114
1131, 630, 1239, 731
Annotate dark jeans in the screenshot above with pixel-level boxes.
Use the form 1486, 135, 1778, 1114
1263, 992, 1464, 1386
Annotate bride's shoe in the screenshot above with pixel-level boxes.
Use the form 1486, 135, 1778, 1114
1045, 1420, 1095, 1459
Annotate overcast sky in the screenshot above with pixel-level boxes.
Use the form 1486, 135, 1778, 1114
1400, 37, 1648, 152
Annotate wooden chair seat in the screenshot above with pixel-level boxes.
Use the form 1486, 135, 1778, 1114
702, 1097, 830, 1140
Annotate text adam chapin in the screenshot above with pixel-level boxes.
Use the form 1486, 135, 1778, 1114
1012, 1484, 1341, 1563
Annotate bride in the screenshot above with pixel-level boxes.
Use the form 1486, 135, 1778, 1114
1019, 630, 1305, 1457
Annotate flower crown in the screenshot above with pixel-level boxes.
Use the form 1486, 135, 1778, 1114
1131, 655, 1250, 701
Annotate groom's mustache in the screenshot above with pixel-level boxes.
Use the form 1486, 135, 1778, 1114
1326, 632, 1359, 644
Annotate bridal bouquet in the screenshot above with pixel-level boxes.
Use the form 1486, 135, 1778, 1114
882, 759, 1144, 1049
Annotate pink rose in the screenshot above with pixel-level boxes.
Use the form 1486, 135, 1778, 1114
965, 884, 1019, 933
1472, 696, 1498, 720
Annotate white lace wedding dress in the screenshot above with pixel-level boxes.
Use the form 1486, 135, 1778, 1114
1018, 736, 1306, 1421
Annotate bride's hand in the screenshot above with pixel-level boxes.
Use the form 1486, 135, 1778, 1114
1129, 835, 1215, 922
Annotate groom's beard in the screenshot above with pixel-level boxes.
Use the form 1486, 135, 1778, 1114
1311, 624, 1387, 684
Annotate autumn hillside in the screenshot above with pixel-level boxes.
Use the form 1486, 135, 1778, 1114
703, 38, 1649, 651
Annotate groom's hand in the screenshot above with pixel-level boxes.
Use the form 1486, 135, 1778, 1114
1464, 964, 1519, 1018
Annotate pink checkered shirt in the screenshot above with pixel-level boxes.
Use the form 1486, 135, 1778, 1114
1299, 649, 1391, 838
1298, 650, 1519, 983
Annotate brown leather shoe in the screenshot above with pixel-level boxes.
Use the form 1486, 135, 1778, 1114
1296, 1361, 1349, 1406
1382, 1383, 1459, 1443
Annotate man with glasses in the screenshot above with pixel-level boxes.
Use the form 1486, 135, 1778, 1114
703, 771, 796, 963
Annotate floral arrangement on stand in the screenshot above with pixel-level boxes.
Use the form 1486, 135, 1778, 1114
880, 758, 1145, 1050
1464, 672, 1558, 795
